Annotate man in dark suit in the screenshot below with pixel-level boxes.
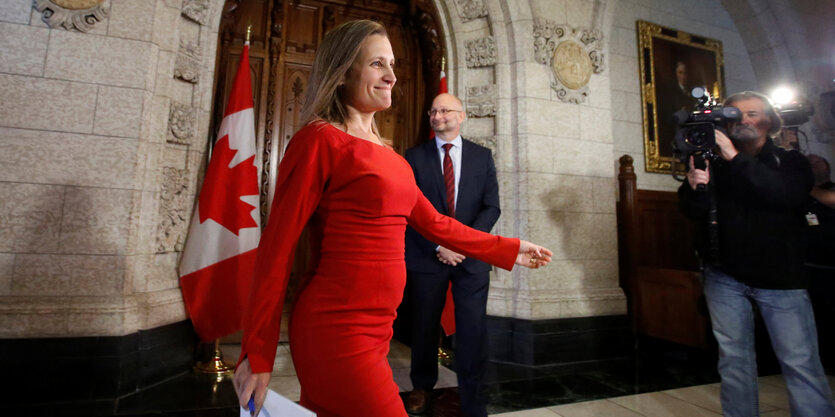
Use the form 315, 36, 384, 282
404, 93, 500, 417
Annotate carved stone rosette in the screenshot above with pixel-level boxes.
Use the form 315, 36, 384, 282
533, 19, 605, 104
168, 103, 196, 145
455, 0, 488, 22
174, 43, 202, 83
182, 0, 210, 25
33, 0, 109, 33
465, 36, 497, 68
156, 167, 190, 253
466, 85, 496, 118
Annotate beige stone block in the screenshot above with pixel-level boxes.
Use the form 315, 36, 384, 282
506, 18, 532, 63
527, 210, 617, 260
515, 62, 551, 101
178, 15, 201, 46
611, 90, 642, 123
152, 1, 180, 52
142, 289, 187, 328
0, 0, 30, 23
526, 98, 580, 139
527, 172, 592, 212
524, 135, 555, 173
154, 49, 176, 96
0, 311, 69, 337
612, 1, 649, 30
12, 254, 126, 296
610, 54, 640, 94
613, 120, 644, 153
108, 0, 155, 41
44, 30, 155, 89
532, 0, 567, 23
0, 253, 13, 295
0, 128, 138, 188
532, 259, 619, 291
0, 182, 65, 253
94, 86, 144, 138
610, 26, 638, 58
142, 95, 172, 142
0, 74, 97, 133
67, 311, 127, 336
0, 23, 49, 76
59, 187, 132, 255
590, 176, 617, 214
551, 137, 615, 177
566, 0, 600, 28
580, 106, 613, 143
161, 143, 189, 169
139, 253, 180, 292
585, 72, 611, 110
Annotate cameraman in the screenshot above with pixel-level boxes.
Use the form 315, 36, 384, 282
678, 91, 834, 417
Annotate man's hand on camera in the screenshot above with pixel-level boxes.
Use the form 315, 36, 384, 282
687, 155, 710, 191
714, 129, 738, 161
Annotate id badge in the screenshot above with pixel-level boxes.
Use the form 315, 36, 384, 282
806, 212, 820, 226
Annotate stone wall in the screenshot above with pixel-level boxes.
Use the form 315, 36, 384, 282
0, 0, 225, 338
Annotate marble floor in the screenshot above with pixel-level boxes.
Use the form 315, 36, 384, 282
213, 341, 834, 417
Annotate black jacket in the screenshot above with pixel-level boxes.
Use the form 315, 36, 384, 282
678, 139, 815, 289
404, 138, 500, 274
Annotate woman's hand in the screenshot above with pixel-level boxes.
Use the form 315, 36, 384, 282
515, 240, 552, 269
233, 358, 271, 416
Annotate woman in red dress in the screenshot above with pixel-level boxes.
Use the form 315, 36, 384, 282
234, 20, 552, 417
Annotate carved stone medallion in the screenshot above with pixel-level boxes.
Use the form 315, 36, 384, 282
533, 19, 605, 104
552, 40, 593, 90
33, 0, 108, 32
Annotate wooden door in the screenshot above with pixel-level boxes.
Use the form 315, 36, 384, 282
211, 0, 443, 340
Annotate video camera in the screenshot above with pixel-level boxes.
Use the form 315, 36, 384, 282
672, 86, 741, 169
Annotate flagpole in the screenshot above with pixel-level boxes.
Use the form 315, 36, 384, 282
194, 339, 234, 379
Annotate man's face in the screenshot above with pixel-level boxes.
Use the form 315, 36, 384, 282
728, 98, 771, 146
676, 62, 687, 86
429, 94, 465, 138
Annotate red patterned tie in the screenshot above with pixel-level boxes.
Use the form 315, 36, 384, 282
442, 143, 455, 218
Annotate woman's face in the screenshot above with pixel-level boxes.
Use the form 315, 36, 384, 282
342, 34, 397, 113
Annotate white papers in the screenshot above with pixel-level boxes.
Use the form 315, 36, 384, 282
240, 389, 316, 417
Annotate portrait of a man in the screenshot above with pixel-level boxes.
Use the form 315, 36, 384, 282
638, 21, 724, 173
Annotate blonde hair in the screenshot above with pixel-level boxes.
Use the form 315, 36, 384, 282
301, 20, 388, 130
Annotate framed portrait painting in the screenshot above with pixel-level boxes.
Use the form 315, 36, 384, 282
637, 20, 725, 173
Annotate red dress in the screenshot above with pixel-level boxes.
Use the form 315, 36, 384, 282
240, 122, 519, 416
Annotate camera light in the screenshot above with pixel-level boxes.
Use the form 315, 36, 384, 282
771, 86, 795, 105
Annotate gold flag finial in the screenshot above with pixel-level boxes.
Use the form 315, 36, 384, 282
246, 24, 252, 44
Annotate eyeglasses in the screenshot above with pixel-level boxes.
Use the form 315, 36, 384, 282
427, 109, 463, 117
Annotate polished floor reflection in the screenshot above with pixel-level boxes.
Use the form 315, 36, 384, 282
106, 338, 833, 416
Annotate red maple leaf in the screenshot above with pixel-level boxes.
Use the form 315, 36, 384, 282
198, 134, 259, 234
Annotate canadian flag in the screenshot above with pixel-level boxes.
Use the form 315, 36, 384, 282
178, 44, 260, 341
437, 67, 456, 337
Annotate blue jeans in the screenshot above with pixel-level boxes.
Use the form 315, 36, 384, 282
704, 267, 834, 417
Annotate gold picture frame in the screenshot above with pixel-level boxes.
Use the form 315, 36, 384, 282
637, 21, 725, 173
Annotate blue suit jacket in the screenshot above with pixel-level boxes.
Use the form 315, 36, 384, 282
404, 138, 501, 274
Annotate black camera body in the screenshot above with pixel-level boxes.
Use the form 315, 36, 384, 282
672, 87, 741, 166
